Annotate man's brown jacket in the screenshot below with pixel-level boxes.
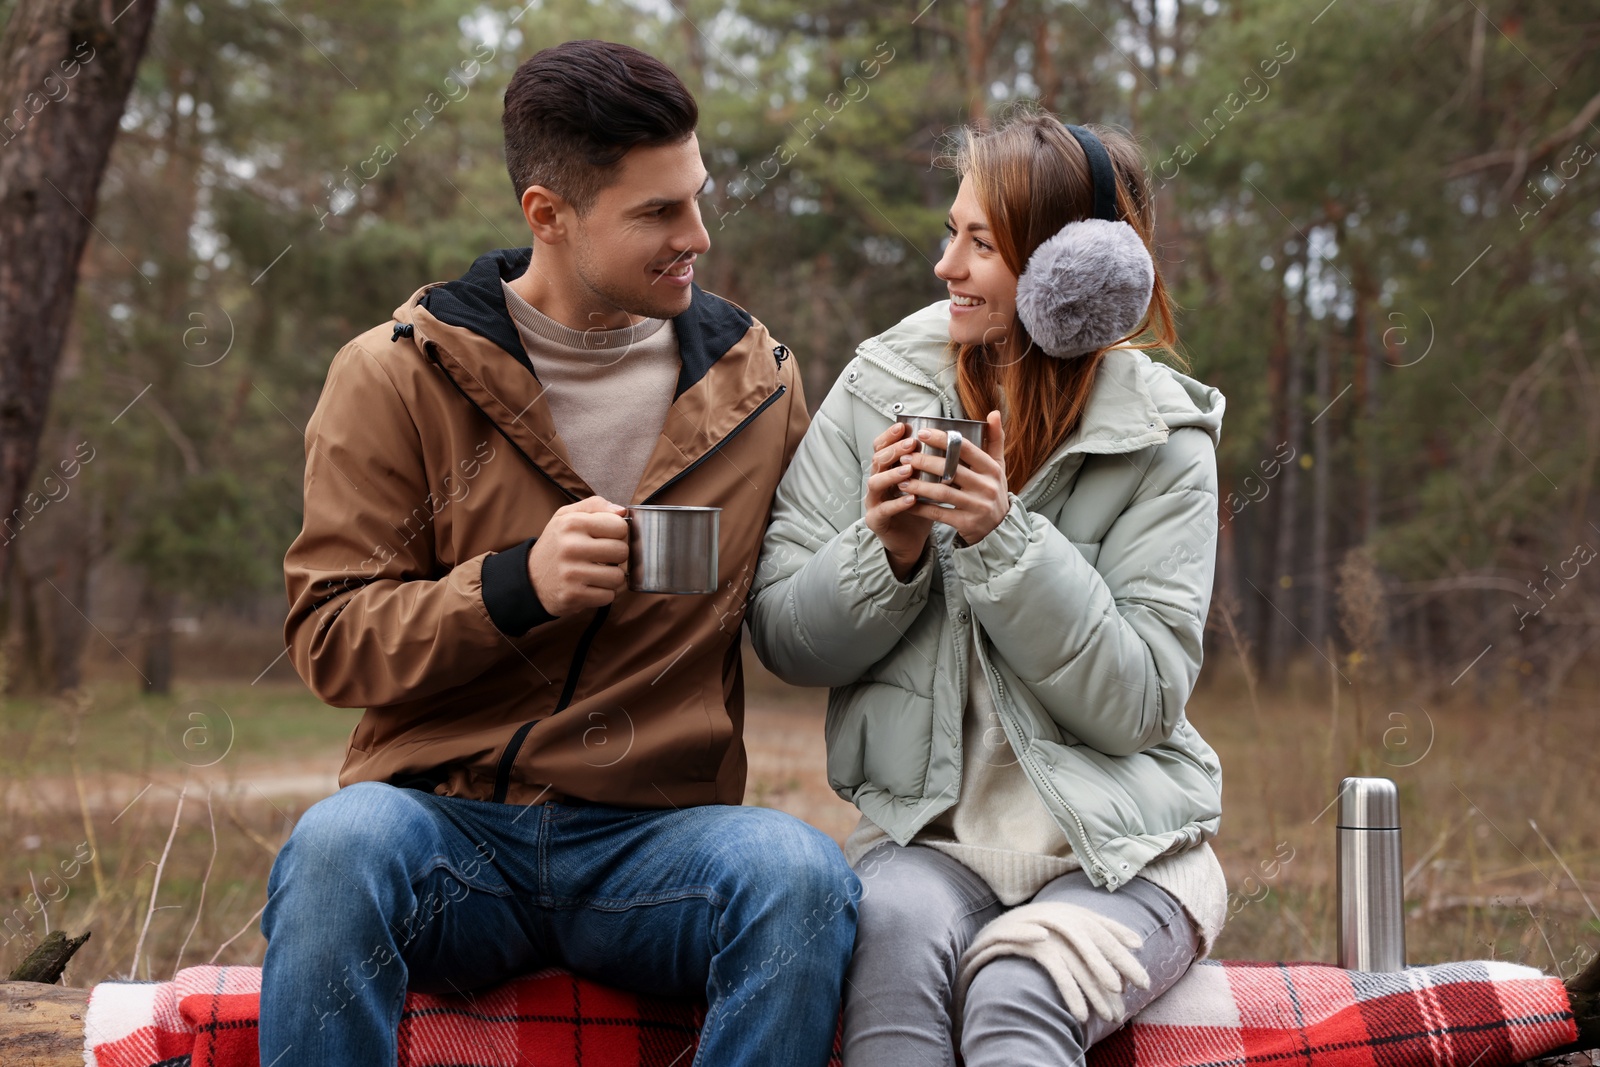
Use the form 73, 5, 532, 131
283, 247, 809, 808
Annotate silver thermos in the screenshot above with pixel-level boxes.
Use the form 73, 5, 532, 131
1336, 776, 1407, 971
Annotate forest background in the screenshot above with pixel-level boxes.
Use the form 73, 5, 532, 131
0, 0, 1596, 989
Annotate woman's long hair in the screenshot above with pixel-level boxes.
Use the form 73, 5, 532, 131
942, 106, 1184, 494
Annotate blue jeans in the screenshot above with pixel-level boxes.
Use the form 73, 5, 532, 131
259, 781, 859, 1067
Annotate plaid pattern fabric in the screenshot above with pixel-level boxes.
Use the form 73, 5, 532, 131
1094, 960, 1576, 1067
82, 964, 841, 1067
83, 959, 1571, 1067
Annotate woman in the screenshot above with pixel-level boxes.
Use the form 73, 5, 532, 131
748, 106, 1229, 1066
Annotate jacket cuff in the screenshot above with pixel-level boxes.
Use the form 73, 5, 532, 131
952, 493, 1032, 586
480, 536, 558, 636
847, 521, 934, 615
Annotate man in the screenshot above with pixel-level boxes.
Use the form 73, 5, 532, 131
260, 40, 857, 1067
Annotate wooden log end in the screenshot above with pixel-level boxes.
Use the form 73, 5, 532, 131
0, 981, 93, 1067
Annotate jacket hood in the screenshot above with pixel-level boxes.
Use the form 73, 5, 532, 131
862, 299, 1225, 451
393, 246, 754, 398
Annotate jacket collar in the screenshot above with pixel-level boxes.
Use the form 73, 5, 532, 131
400, 246, 753, 399
854, 299, 1224, 458
392, 247, 773, 503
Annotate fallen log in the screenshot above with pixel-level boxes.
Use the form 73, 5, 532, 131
0, 980, 91, 1067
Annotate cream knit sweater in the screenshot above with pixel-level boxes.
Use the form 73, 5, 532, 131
843, 631, 1228, 956
500, 280, 679, 506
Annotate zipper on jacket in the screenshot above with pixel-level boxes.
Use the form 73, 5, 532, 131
640, 384, 785, 504
424, 340, 580, 504
483, 384, 785, 804
426, 339, 781, 507
856, 347, 954, 417
860, 339, 1127, 882
492, 603, 611, 803
424, 335, 783, 804
981, 652, 1115, 884
421, 337, 603, 804
1030, 463, 1067, 508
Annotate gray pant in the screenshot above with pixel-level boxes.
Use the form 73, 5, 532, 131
842, 842, 1199, 1067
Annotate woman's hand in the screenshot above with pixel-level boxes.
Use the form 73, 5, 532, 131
896, 410, 1009, 546
864, 421, 937, 580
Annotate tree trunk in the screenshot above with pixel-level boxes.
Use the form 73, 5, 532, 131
1251, 283, 1291, 678
1033, 17, 1062, 112
677, 0, 707, 88
1264, 278, 1306, 686
1309, 330, 1333, 651
1351, 264, 1382, 547
46, 509, 91, 693
0, 0, 159, 593
960, 0, 1015, 127
139, 584, 174, 694
964, 0, 989, 124
1, 543, 49, 694
1214, 476, 1238, 663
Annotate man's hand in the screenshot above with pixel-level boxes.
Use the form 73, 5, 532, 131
526, 496, 629, 616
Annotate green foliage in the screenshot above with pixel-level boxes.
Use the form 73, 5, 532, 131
120, 471, 277, 595
21, 0, 1597, 686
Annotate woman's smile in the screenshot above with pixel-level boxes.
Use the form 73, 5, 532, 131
949, 289, 987, 314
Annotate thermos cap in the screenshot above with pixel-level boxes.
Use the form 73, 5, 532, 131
1337, 777, 1400, 829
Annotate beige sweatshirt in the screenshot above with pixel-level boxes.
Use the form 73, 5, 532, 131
843, 630, 1228, 956
500, 279, 681, 506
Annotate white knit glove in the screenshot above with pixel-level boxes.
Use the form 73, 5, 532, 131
953, 901, 1151, 1025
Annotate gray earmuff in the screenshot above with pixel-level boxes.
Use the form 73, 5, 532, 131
1014, 124, 1155, 360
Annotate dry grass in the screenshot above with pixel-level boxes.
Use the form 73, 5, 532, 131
1194, 646, 1600, 975
2, 642, 1595, 989
0, 773, 300, 986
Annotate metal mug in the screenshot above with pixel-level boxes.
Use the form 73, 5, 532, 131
895, 415, 986, 506
623, 505, 720, 594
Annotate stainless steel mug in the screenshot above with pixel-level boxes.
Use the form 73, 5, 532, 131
624, 505, 720, 594
1336, 776, 1406, 971
895, 415, 986, 506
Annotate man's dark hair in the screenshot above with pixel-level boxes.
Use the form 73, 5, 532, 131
502, 40, 699, 216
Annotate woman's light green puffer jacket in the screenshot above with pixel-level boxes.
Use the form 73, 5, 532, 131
748, 300, 1227, 891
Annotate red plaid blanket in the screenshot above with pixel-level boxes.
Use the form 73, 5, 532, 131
83, 959, 1574, 1067
1093, 960, 1576, 1067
